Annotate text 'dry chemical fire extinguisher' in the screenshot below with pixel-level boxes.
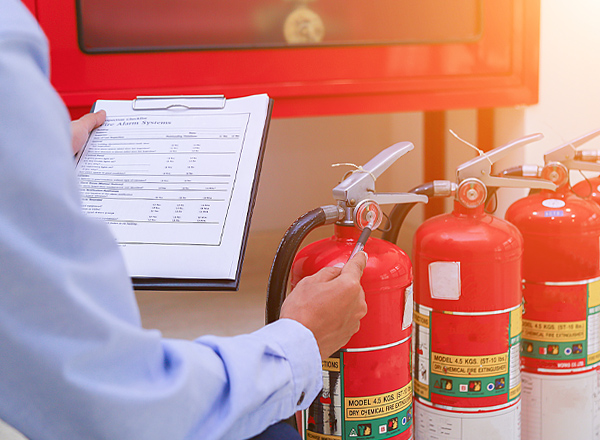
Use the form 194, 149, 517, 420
387, 134, 555, 440
266, 142, 427, 440
504, 132, 600, 440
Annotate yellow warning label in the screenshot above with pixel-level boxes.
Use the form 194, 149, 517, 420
588, 351, 600, 366
589, 280, 600, 308
510, 306, 522, 339
414, 311, 430, 328
306, 431, 340, 440
522, 320, 586, 342
322, 358, 340, 372
345, 382, 412, 420
431, 352, 508, 378
414, 380, 429, 399
509, 383, 521, 400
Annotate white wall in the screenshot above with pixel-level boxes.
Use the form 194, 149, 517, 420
496, 0, 600, 190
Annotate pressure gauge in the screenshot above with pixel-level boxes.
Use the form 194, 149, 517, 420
353, 200, 383, 230
457, 178, 487, 209
541, 162, 569, 188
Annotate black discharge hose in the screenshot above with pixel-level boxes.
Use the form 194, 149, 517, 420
485, 187, 500, 209
498, 165, 540, 196
266, 207, 328, 325
380, 183, 436, 245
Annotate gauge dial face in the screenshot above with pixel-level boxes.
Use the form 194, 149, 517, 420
541, 162, 569, 187
353, 200, 383, 230
457, 178, 487, 209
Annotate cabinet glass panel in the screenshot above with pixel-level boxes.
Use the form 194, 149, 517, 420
77, 0, 481, 53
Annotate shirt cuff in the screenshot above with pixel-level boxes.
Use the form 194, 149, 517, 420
254, 318, 323, 410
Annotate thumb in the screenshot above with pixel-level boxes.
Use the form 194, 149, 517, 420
309, 266, 343, 282
82, 110, 106, 132
341, 251, 368, 279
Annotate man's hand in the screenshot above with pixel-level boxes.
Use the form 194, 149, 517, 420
280, 252, 368, 359
71, 110, 106, 154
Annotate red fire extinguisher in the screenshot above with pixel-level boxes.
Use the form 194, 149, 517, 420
266, 142, 427, 440
383, 134, 555, 440
504, 133, 600, 440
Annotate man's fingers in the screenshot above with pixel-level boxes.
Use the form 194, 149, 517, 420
341, 251, 368, 278
300, 251, 367, 285
77, 110, 106, 134
309, 266, 343, 282
81, 110, 106, 132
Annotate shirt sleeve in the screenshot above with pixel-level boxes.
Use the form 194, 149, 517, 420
0, 2, 322, 439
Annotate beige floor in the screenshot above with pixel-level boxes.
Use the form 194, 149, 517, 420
0, 227, 326, 438
134, 228, 284, 340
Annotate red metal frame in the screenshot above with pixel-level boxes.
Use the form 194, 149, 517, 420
33, 0, 539, 118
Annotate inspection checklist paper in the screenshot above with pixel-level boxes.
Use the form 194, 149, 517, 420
75, 94, 271, 288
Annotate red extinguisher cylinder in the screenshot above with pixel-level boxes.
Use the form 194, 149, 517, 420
505, 184, 600, 440
292, 224, 414, 440
413, 200, 523, 439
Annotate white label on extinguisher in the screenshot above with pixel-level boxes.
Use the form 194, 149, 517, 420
541, 199, 566, 208
402, 284, 413, 330
429, 261, 461, 300
509, 343, 521, 395
414, 306, 431, 399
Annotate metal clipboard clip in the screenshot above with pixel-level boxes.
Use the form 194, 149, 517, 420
132, 95, 226, 111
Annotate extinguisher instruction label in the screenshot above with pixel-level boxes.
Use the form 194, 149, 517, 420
414, 307, 431, 400
322, 358, 341, 372
430, 352, 509, 377
345, 383, 412, 420
521, 279, 600, 371
522, 319, 587, 342
305, 341, 413, 440
414, 311, 429, 328
413, 304, 522, 408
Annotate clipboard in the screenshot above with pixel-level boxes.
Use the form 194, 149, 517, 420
79, 94, 273, 291
132, 95, 227, 111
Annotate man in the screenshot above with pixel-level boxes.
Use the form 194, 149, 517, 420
0, 1, 368, 439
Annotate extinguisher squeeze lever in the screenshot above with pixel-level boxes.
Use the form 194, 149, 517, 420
544, 128, 600, 172
332, 142, 428, 212
456, 133, 556, 191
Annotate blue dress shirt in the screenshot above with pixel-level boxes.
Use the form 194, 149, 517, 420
0, 1, 322, 439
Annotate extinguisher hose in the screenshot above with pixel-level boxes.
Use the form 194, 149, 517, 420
380, 182, 437, 244
266, 206, 340, 325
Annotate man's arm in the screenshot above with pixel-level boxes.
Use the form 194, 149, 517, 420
0, 2, 367, 440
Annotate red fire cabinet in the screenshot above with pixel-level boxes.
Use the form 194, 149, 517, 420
24, 0, 539, 119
